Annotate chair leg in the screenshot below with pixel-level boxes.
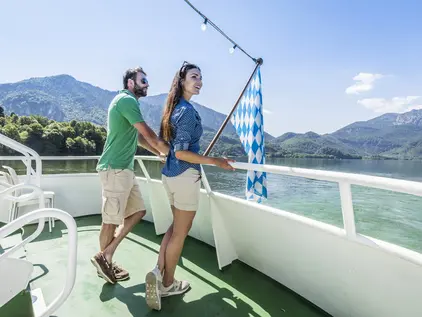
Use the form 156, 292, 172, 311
8, 205, 13, 223
51, 198, 55, 228
13, 206, 18, 222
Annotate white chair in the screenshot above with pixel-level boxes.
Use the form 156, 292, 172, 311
2, 165, 56, 232
0, 172, 14, 222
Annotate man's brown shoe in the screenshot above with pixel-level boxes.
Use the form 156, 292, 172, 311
90, 252, 116, 284
97, 263, 129, 281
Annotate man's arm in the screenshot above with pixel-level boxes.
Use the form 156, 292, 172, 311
137, 133, 160, 156
116, 96, 169, 155
133, 122, 169, 155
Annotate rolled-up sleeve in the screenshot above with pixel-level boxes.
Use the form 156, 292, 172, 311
173, 107, 196, 152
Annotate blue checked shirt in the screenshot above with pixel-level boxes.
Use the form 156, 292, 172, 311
162, 98, 203, 177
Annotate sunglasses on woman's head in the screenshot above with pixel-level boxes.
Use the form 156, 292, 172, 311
179, 61, 191, 76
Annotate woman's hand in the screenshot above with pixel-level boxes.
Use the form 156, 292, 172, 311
212, 157, 236, 171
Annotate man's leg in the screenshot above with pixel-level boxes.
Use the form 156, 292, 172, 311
100, 223, 117, 254
92, 169, 134, 284
102, 210, 145, 264
102, 174, 147, 281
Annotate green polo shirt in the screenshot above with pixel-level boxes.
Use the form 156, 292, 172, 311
96, 90, 144, 171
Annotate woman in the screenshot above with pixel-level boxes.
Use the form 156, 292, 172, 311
145, 62, 235, 310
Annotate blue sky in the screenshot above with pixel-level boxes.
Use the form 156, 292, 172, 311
1, 0, 421, 137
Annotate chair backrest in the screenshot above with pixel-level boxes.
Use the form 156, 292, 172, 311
1, 166, 21, 196
2, 166, 19, 185
0, 172, 14, 223
0, 171, 13, 186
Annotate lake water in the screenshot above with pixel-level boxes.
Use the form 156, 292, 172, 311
3, 157, 422, 253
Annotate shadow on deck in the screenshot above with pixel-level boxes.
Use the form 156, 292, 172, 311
22, 215, 330, 317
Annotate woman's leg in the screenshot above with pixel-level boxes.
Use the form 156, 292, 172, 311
145, 169, 199, 310
162, 207, 195, 288
157, 208, 174, 274
145, 207, 194, 310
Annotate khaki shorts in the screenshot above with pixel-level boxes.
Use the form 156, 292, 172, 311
98, 168, 145, 225
162, 168, 201, 211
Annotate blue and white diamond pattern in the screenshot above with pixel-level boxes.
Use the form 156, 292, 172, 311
231, 67, 267, 202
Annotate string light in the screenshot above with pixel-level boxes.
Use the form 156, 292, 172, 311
184, 0, 259, 64
201, 18, 208, 31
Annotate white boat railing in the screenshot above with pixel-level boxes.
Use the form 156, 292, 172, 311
230, 162, 422, 239
2, 154, 422, 240
0, 133, 42, 186
0, 208, 78, 317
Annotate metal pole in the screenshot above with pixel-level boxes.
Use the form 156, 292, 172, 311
203, 58, 263, 156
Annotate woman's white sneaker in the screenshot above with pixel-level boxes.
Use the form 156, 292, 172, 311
145, 266, 162, 311
160, 279, 190, 297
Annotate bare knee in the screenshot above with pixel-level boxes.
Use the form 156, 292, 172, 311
137, 209, 146, 219
131, 210, 146, 222
102, 223, 117, 231
172, 223, 192, 240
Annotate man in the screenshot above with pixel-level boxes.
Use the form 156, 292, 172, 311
91, 66, 169, 284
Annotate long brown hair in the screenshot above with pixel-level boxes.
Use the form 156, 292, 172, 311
159, 62, 201, 142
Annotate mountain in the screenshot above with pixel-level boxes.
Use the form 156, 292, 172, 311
1, 74, 422, 159
0, 74, 274, 157
0, 75, 115, 125
329, 110, 422, 158
266, 110, 422, 159
268, 132, 362, 159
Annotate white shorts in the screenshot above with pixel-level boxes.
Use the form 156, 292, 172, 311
162, 168, 201, 211
98, 169, 145, 225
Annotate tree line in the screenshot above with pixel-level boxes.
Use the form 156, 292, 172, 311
0, 105, 366, 159
0, 109, 150, 156
0, 109, 106, 155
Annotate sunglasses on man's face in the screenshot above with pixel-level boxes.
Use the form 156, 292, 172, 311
131, 76, 148, 86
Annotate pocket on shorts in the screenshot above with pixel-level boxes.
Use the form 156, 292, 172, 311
182, 168, 201, 182
102, 190, 122, 217
113, 169, 134, 192
113, 169, 125, 175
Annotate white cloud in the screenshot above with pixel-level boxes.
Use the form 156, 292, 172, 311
358, 96, 422, 113
263, 109, 273, 114
345, 72, 384, 94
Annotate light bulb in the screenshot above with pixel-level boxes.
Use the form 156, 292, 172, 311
201, 18, 208, 31
229, 45, 236, 54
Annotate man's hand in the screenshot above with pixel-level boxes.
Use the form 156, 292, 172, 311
159, 142, 170, 156
158, 153, 167, 163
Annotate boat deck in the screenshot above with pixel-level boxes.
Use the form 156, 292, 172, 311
12, 215, 330, 316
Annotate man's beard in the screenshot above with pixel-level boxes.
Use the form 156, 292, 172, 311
133, 83, 147, 98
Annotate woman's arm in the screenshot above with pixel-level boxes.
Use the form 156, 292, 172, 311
172, 106, 235, 170
175, 151, 235, 170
